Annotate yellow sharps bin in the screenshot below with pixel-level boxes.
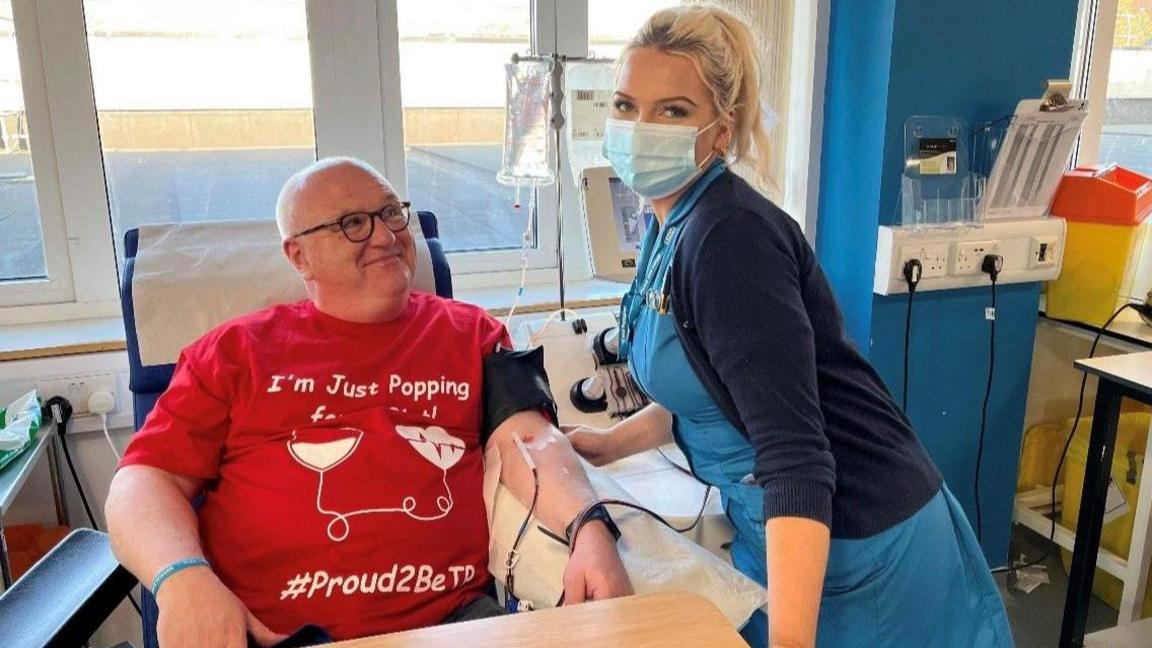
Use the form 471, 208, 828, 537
1046, 165, 1152, 326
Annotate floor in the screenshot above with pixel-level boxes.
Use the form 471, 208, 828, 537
995, 525, 1120, 647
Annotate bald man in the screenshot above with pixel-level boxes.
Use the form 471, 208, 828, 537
106, 158, 631, 647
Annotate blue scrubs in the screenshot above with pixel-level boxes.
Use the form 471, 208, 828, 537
622, 166, 1013, 647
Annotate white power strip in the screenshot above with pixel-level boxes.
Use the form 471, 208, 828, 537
874, 217, 1067, 295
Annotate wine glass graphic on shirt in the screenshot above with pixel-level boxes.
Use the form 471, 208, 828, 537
288, 428, 362, 473
288, 427, 366, 541
288, 424, 464, 542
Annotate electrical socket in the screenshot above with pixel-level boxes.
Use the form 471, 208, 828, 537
37, 373, 118, 416
951, 240, 1001, 276
1029, 235, 1059, 269
900, 243, 950, 278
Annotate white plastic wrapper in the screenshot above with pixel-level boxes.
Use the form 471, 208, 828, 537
498, 61, 555, 187
0, 390, 41, 470
483, 445, 766, 629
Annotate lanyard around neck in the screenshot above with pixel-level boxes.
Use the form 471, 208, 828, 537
619, 161, 726, 356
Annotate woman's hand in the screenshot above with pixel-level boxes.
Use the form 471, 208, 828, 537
561, 424, 620, 466
562, 404, 675, 466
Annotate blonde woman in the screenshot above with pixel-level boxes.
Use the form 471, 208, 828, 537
565, 6, 1012, 647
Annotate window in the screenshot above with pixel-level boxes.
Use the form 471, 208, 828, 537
587, 0, 673, 59
1096, 0, 1152, 176
395, 1, 540, 256
0, 0, 44, 282
1074, 0, 1152, 300
83, 0, 315, 266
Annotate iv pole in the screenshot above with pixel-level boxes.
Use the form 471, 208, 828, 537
510, 52, 613, 321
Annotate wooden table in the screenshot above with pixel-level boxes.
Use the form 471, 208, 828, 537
329, 591, 747, 647
1061, 352, 1152, 647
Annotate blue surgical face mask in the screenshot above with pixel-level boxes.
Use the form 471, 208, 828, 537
601, 117, 720, 200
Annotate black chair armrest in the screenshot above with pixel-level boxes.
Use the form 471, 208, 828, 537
0, 529, 138, 648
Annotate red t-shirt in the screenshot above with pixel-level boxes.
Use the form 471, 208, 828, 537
120, 293, 509, 640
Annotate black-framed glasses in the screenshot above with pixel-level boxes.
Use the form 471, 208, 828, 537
291, 201, 412, 242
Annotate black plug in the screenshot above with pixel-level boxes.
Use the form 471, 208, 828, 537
1133, 290, 1152, 326
44, 395, 74, 431
981, 254, 1003, 283
902, 259, 923, 292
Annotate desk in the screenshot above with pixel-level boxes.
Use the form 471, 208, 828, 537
515, 312, 732, 557
0, 427, 69, 589
1061, 351, 1152, 647
329, 591, 746, 648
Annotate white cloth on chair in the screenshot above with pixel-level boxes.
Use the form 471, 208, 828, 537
131, 219, 437, 366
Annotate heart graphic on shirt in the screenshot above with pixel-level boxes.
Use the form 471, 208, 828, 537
395, 425, 466, 471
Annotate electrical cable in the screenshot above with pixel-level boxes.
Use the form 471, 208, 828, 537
655, 447, 712, 534
1011, 303, 1139, 573
48, 399, 101, 532
98, 413, 123, 461
902, 259, 923, 412
46, 396, 143, 617
974, 254, 1004, 542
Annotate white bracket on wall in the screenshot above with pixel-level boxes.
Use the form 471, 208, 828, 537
874, 218, 1067, 295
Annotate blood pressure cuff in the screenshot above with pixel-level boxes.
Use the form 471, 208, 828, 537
481, 346, 558, 447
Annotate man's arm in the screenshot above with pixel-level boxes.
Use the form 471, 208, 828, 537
488, 411, 633, 603
106, 466, 286, 647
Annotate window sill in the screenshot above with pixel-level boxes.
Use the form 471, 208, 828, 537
0, 279, 628, 362
456, 277, 628, 317
0, 317, 127, 362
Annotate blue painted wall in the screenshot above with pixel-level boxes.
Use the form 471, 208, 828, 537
815, 0, 896, 346
817, 0, 1080, 565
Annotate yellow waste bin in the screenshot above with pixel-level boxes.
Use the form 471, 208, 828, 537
1047, 164, 1152, 327
1046, 221, 1148, 327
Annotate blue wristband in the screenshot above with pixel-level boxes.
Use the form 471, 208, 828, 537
151, 557, 210, 597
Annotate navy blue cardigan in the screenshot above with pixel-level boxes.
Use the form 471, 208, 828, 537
668, 170, 942, 539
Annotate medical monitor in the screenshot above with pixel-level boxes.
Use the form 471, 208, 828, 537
579, 166, 649, 283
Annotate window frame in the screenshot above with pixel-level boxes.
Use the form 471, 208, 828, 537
2, 0, 118, 323
1070, 0, 1119, 168
1, 0, 76, 310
